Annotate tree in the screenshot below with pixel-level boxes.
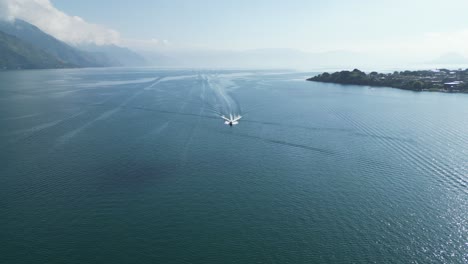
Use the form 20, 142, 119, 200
412, 81, 423, 90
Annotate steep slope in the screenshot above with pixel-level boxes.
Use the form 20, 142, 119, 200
0, 19, 112, 67
0, 31, 72, 69
78, 44, 147, 67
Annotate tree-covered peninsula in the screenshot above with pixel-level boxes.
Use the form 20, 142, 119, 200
308, 69, 468, 93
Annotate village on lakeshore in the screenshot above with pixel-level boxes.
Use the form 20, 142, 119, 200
308, 68, 468, 93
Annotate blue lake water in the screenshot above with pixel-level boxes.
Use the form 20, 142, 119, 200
0, 68, 467, 263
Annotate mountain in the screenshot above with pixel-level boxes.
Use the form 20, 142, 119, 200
141, 48, 381, 69
0, 19, 113, 67
140, 48, 311, 68
0, 30, 72, 69
77, 44, 147, 67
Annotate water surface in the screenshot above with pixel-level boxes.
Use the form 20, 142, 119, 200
1, 68, 467, 263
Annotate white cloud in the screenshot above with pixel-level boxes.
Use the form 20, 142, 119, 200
0, 0, 120, 45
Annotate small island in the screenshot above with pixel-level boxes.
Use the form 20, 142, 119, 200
308, 69, 468, 93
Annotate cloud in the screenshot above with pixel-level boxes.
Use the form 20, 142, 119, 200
0, 0, 120, 45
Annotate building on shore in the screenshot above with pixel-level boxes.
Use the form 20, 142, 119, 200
444, 81, 463, 91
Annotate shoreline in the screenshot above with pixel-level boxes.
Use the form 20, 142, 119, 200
307, 69, 468, 94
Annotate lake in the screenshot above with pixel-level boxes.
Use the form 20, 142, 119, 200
0, 68, 467, 263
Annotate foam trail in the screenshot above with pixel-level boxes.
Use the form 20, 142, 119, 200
57, 108, 119, 145
56, 78, 163, 145
204, 74, 242, 120
2, 110, 86, 147
147, 121, 169, 138
1, 113, 41, 121
220, 130, 335, 155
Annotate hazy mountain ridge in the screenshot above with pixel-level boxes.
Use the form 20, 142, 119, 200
0, 19, 110, 67
139, 48, 468, 70
0, 30, 72, 69
77, 44, 147, 67
140, 48, 388, 69
0, 19, 147, 70
1, 19, 466, 70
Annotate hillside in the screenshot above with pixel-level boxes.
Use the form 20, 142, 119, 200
0, 31, 72, 69
0, 19, 114, 67
78, 44, 147, 67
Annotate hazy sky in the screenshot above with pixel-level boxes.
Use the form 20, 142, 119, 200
2, 0, 468, 59
50, 0, 468, 55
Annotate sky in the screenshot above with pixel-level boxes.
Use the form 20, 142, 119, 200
2, 0, 468, 67
50, 0, 468, 55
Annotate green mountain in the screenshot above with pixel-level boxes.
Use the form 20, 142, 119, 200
0, 30, 72, 69
0, 19, 114, 67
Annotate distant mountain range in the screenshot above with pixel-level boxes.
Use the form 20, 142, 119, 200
143, 48, 468, 70
2, 18, 466, 70
0, 19, 147, 70
77, 43, 147, 67
140, 48, 385, 69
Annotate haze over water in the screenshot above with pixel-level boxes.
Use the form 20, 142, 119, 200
0, 68, 467, 263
